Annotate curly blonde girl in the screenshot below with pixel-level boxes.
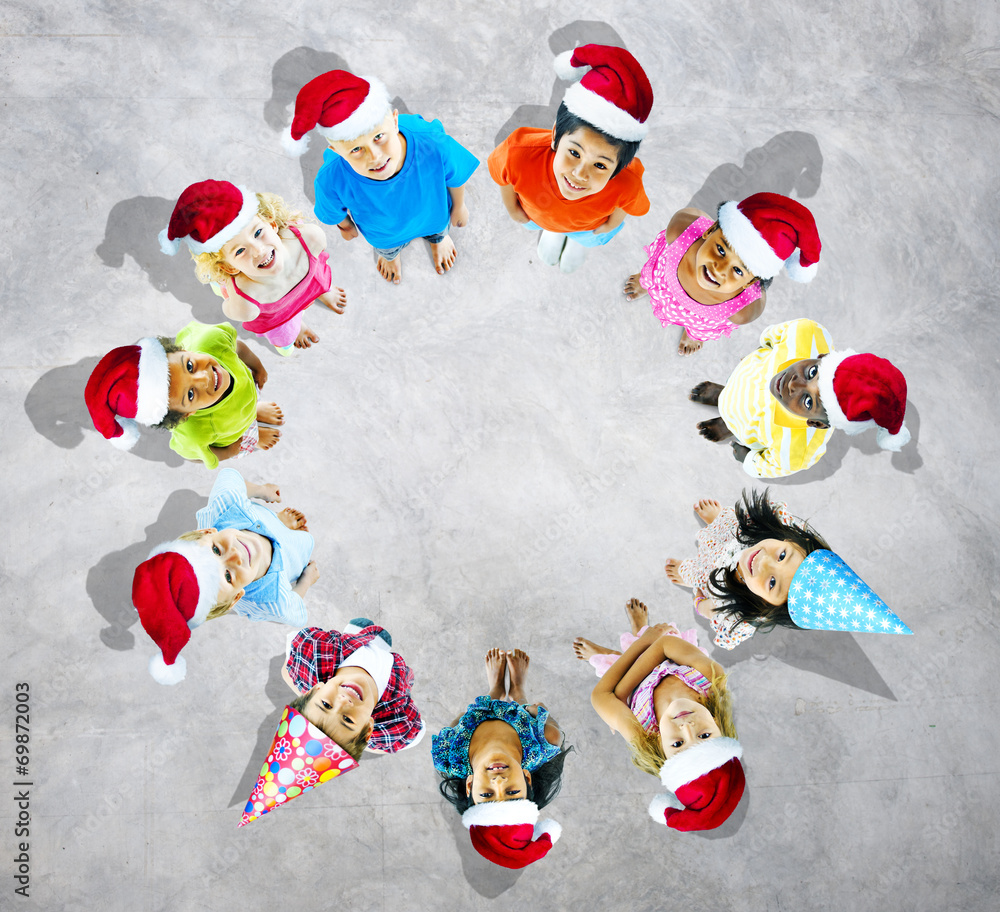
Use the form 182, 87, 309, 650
191, 192, 306, 285
627, 668, 736, 778
174, 530, 239, 619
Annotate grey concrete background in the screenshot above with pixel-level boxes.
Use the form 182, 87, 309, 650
1, 2, 998, 910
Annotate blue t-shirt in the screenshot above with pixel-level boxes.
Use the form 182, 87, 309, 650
195, 468, 314, 625
314, 113, 479, 249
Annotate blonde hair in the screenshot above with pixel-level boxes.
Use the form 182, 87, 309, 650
627, 668, 738, 779
175, 530, 239, 619
191, 192, 307, 285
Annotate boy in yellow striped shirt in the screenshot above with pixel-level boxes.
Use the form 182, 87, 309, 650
692, 319, 909, 478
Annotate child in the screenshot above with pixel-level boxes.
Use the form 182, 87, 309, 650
159, 179, 346, 354
432, 649, 569, 868
131, 471, 318, 685
690, 318, 910, 477
488, 44, 652, 273
85, 321, 283, 468
665, 491, 913, 648
574, 599, 745, 831
623, 192, 821, 355
284, 70, 479, 285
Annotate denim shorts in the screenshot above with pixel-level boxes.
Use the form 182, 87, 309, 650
522, 219, 625, 248
373, 224, 450, 261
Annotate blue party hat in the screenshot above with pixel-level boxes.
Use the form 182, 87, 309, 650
787, 551, 912, 635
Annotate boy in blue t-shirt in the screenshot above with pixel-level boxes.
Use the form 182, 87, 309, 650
284, 69, 479, 286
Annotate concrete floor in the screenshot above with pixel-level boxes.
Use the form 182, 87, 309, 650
2, 2, 998, 910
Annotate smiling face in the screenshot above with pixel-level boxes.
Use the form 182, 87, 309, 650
769, 357, 830, 427
465, 751, 533, 805
218, 217, 284, 279
166, 351, 230, 414
693, 225, 756, 295
658, 699, 723, 759
550, 124, 619, 200
299, 668, 378, 744
327, 110, 404, 180
736, 539, 806, 606
195, 527, 271, 606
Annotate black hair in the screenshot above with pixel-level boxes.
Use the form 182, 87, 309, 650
707, 489, 831, 633
150, 336, 186, 430
437, 745, 574, 815
710, 207, 775, 292
552, 102, 640, 178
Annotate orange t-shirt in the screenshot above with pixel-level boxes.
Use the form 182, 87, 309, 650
488, 127, 649, 233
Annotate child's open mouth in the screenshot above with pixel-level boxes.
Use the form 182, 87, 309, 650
486, 763, 508, 772
340, 682, 364, 701
369, 159, 391, 173
562, 175, 586, 192
257, 249, 275, 269
747, 549, 761, 577
702, 265, 721, 287
212, 366, 219, 391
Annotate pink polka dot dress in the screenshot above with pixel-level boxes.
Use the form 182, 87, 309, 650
639, 216, 761, 342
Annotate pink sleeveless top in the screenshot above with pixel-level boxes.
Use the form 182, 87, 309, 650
235, 224, 332, 335
640, 216, 761, 342
628, 661, 712, 734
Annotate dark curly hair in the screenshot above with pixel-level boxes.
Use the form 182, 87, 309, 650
148, 335, 188, 430
707, 489, 830, 633
437, 746, 574, 815
712, 207, 774, 292
552, 102, 641, 178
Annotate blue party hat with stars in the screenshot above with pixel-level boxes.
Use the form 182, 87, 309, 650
787, 551, 912, 635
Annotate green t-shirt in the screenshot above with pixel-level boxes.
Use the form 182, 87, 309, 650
169, 322, 256, 469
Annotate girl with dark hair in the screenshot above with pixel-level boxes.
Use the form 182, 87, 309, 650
432, 649, 571, 868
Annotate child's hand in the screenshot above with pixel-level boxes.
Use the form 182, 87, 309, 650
450, 202, 470, 228
731, 441, 751, 463
500, 185, 531, 224
251, 363, 268, 389
649, 622, 680, 637
693, 589, 716, 619
338, 218, 359, 241
253, 483, 281, 503
298, 561, 319, 587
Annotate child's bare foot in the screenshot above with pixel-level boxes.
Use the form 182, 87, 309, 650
664, 559, 687, 586
506, 649, 530, 704
623, 272, 648, 301
294, 326, 319, 349
698, 418, 733, 442
376, 254, 402, 285
430, 236, 457, 274
572, 637, 618, 661
625, 598, 649, 635
485, 647, 507, 700
278, 507, 308, 531
679, 329, 704, 356
319, 287, 346, 313
694, 498, 722, 524
689, 381, 723, 406
256, 402, 285, 426
258, 426, 281, 450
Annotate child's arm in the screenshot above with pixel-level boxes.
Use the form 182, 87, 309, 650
292, 561, 319, 600
448, 186, 469, 227
335, 214, 359, 241
209, 439, 245, 463
236, 341, 267, 390
499, 185, 531, 224
218, 279, 261, 323
245, 481, 281, 502
292, 222, 329, 254
666, 207, 710, 243
729, 291, 767, 326
593, 207, 627, 234
524, 702, 563, 746
590, 626, 665, 738
613, 634, 723, 702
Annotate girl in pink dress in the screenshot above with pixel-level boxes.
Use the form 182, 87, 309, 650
623, 192, 821, 355
160, 180, 346, 355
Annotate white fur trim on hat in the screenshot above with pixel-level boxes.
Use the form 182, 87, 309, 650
815, 349, 868, 433
110, 417, 140, 451
149, 652, 187, 685
462, 798, 539, 829
174, 186, 258, 256
562, 81, 648, 142
133, 337, 170, 427
876, 424, 911, 451
147, 539, 223, 627
158, 227, 180, 256
314, 76, 392, 144
553, 50, 589, 82
647, 791, 685, 824
532, 819, 562, 844
717, 201, 785, 279
784, 250, 819, 283
282, 130, 312, 158
659, 737, 743, 793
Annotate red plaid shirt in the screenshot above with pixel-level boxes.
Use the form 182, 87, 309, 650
286, 626, 423, 753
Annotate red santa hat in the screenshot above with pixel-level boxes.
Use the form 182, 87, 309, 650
816, 350, 910, 450
553, 44, 653, 141
648, 737, 745, 832
131, 542, 222, 685
462, 800, 561, 869
85, 338, 170, 450
283, 70, 392, 157
158, 180, 258, 256
717, 192, 821, 282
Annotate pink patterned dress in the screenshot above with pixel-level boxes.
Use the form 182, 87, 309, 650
678, 504, 794, 649
639, 216, 761, 342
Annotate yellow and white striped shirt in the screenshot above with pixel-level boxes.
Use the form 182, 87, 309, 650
718, 319, 835, 478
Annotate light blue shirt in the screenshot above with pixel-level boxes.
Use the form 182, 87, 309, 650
196, 469, 313, 625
